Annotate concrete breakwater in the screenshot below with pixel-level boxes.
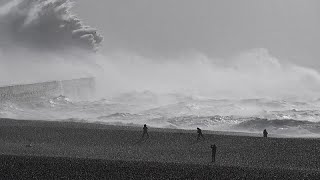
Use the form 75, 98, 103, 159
0, 77, 95, 101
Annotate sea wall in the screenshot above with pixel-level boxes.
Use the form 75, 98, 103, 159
0, 77, 95, 101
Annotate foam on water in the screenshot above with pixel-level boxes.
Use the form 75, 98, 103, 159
1, 88, 320, 137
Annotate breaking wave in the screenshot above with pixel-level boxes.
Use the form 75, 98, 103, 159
1, 89, 320, 137
0, 0, 103, 51
0, 0, 102, 86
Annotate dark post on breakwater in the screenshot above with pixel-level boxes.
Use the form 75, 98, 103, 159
211, 144, 217, 163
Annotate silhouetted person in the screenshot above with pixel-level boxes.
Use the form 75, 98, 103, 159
211, 144, 217, 162
142, 124, 149, 139
263, 129, 268, 138
197, 127, 205, 140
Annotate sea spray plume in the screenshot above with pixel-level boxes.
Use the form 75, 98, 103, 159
0, 0, 103, 51
0, 0, 101, 86
2, 0, 320, 101
94, 49, 320, 100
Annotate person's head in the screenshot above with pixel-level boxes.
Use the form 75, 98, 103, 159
144, 124, 147, 127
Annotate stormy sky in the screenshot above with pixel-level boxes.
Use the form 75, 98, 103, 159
73, 0, 320, 69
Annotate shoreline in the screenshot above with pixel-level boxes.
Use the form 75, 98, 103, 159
0, 118, 317, 139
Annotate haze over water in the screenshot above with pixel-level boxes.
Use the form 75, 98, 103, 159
1, 0, 320, 137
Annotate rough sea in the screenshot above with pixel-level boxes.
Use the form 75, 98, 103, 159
2, 0, 320, 137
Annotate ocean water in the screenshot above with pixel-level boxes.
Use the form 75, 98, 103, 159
2, 0, 320, 138
1, 89, 320, 137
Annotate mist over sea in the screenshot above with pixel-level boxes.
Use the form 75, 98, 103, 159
2, 0, 320, 137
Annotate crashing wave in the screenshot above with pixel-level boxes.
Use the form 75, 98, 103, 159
1, 87, 320, 137
234, 118, 320, 136
0, 0, 103, 51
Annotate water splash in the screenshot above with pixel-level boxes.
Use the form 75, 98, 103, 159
0, 0, 103, 51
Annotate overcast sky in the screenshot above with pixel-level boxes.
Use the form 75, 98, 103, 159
74, 0, 320, 68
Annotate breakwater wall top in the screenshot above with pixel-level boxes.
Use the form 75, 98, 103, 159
0, 77, 95, 101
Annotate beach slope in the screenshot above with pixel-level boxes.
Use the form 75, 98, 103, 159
0, 118, 319, 179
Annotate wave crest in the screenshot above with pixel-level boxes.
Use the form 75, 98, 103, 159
0, 0, 103, 51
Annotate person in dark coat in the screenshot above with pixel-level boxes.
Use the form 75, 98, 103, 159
211, 144, 217, 162
197, 127, 205, 140
142, 124, 149, 139
263, 129, 268, 138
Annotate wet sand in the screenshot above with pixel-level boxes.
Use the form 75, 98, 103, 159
0, 118, 319, 179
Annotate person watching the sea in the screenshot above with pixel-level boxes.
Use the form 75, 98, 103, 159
263, 129, 268, 138
142, 124, 149, 139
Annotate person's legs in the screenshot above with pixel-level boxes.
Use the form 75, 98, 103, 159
142, 132, 145, 138
142, 132, 149, 139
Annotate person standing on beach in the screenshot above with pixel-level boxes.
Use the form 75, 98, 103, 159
263, 129, 268, 138
211, 144, 217, 162
142, 124, 149, 139
197, 127, 205, 140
